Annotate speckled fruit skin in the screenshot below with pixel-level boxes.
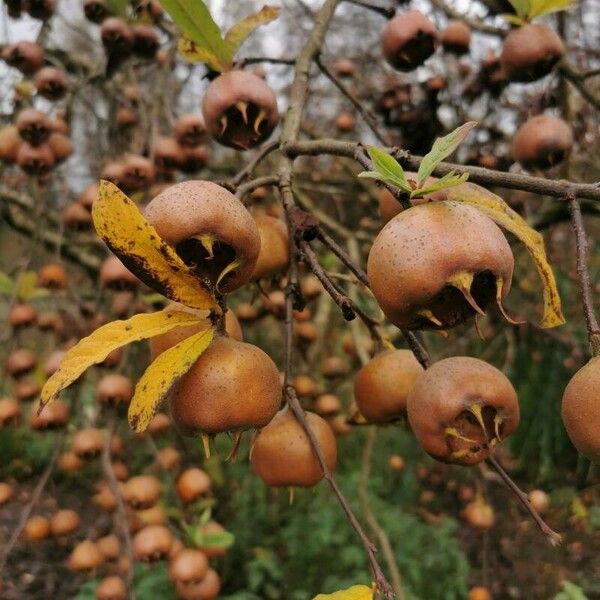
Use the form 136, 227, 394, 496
170, 336, 281, 436
250, 408, 337, 487
407, 356, 520, 465
250, 215, 289, 280
202, 70, 279, 150
381, 11, 438, 71
367, 199, 513, 330
144, 180, 260, 293
512, 115, 573, 171
354, 349, 423, 423
500, 24, 564, 82
561, 358, 600, 463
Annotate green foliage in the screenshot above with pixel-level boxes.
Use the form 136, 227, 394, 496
358, 123, 475, 200
553, 580, 589, 600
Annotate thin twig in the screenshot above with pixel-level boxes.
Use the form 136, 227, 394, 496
566, 193, 600, 355
343, 0, 395, 19
486, 456, 562, 546
282, 139, 600, 201
231, 141, 280, 187
0, 433, 64, 573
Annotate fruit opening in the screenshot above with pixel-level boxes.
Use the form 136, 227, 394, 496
393, 31, 436, 70
414, 270, 498, 330
445, 403, 502, 465
175, 237, 238, 291
218, 102, 269, 150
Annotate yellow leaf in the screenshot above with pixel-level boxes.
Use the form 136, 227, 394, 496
128, 326, 214, 432
178, 35, 228, 71
313, 584, 374, 600
528, 0, 573, 18
40, 309, 205, 410
446, 183, 565, 328
16, 271, 48, 301
224, 6, 281, 53
93, 180, 216, 311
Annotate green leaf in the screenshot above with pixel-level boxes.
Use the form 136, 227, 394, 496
553, 581, 589, 600
417, 121, 477, 184
199, 530, 235, 549
0, 271, 15, 295
160, 0, 234, 71
105, 0, 127, 17
224, 6, 281, 54
16, 271, 47, 301
411, 171, 469, 198
362, 146, 411, 192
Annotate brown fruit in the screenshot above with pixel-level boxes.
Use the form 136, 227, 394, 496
77, 184, 98, 210
132, 524, 172, 562
34, 66, 68, 100
235, 302, 259, 321
31, 399, 69, 430
147, 413, 171, 437
156, 446, 180, 470
168, 548, 209, 583
388, 454, 405, 471
300, 274, 322, 299
468, 586, 493, 600
62, 202, 92, 229
100, 256, 139, 289
511, 115, 573, 171
136, 504, 167, 527
2, 41, 44, 75
327, 415, 352, 436
500, 24, 563, 82
202, 70, 279, 150
440, 20, 471, 55
251, 408, 337, 487
58, 451, 84, 472
69, 540, 105, 571
100, 161, 125, 186
116, 106, 138, 129
16, 109, 52, 146
174, 114, 206, 147
6, 348, 37, 377
38, 262, 68, 289
15, 379, 40, 401
0, 398, 21, 427
463, 497, 495, 529
293, 374, 319, 399
178, 145, 209, 173
97, 533, 121, 561
101, 18, 133, 56
175, 568, 220, 600
170, 336, 281, 435
84, 0, 110, 22
8, 303, 37, 328
313, 394, 341, 417
407, 357, 520, 465
295, 321, 318, 345
149, 303, 242, 360
96, 374, 134, 406
367, 198, 514, 330
122, 154, 155, 191
48, 133, 73, 163
334, 58, 356, 77
23, 515, 51, 541
72, 427, 105, 458
144, 180, 260, 294
50, 509, 81, 537
0, 126, 22, 163
336, 112, 355, 132
528, 489, 550, 514
0, 482, 13, 504
17, 142, 55, 175
37, 311, 64, 334
132, 24, 159, 58
153, 137, 185, 170
122, 475, 161, 509
561, 358, 600, 463
321, 356, 348, 379
175, 468, 211, 503
381, 11, 438, 71
251, 215, 289, 280
96, 576, 127, 600
93, 483, 118, 512
354, 350, 423, 423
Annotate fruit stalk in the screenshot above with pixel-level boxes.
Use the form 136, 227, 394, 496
567, 194, 600, 355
